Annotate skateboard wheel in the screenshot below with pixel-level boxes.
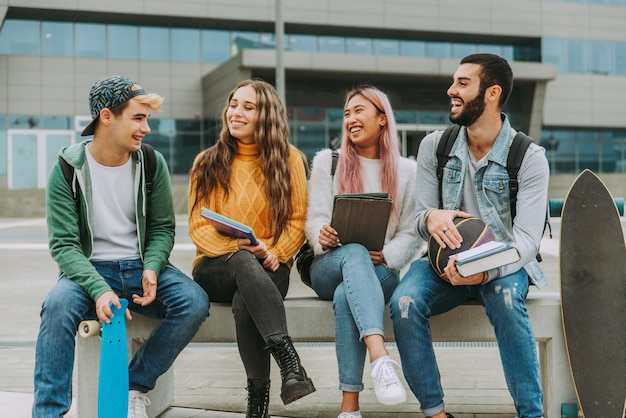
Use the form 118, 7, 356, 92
615, 197, 624, 216
78, 320, 100, 338
549, 199, 564, 218
561, 402, 578, 418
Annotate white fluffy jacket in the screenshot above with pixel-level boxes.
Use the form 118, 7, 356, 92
305, 148, 422, 271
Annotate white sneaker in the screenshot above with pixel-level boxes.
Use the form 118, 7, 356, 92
128, 390, 151, 418
370, 355, 406, 405
338, 412, 362, 418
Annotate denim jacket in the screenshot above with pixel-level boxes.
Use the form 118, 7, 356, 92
415, 115, 549, 289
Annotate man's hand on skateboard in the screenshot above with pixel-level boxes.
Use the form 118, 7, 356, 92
95, 291, 132, 324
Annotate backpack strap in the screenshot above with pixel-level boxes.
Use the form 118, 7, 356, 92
331, 149, 339, 177
58, 156, 80, 211
140, 143, 157, 217
506, 132, 551, 260
435, 125, 460, 209
506, 132, 532, 221
58, 144, 158, 217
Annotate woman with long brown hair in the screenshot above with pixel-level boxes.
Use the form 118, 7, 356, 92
188, 79, 314, 418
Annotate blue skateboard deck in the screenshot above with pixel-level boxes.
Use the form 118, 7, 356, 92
98, 298, 129, 417
559, 170, 626, 418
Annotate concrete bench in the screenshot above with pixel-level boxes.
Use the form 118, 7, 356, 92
76, 291, 573, 418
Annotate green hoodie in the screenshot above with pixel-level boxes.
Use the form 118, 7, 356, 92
46, 140, 176, 302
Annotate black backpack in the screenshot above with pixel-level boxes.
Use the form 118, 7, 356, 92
58, 143, 157, 216
295, 149, 338, 287
435, 125, 550, 260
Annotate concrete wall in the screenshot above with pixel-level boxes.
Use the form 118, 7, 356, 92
0, 55, 217, 120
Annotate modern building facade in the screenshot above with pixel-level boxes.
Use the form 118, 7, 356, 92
1, 0, 625, 190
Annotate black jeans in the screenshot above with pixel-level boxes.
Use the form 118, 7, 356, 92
193, 250, 290, 383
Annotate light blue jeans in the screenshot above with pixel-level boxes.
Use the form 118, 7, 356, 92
32, 259, 209, 418
390, 257, 543, 418
310, 243, 399, 392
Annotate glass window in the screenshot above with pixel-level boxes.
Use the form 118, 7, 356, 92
42, 21, 73, 57
41, 116, 72, 129
75, 23, 105, 58
616, 42, 626, 75
452, 43, 477, 59
9, 115, 40, 129
318, 36, 345, 53
9, 133, 39, 189
514, 45, 541, 62
374, 39, 399, 56
140, 26, 169, 61
0, 115, 6, 174
577, 130, 599, 171
426, 41, 451, 59
201, 29, 230, 62
290, 123, 327, 162
0, 20, 40, 55
591, 41, 612, 75
231, 31, 260, 53
347, 37, 372, 55
171, 28, 200, 62
568, 39, 589, 73
419, 111, 448, 125
598, 130, 620, 172
400, 40, 425, 57
500, 45, 514, 61
259, 32, 276, 49
326, 108, 344, 122
542, 38, 567, 72
108, 24, 138, 60
174, 132, 203, 174
394, 111, 417, 124
477, 44, 504, 56
552, 129, 577, 173
288, 34, 316, 52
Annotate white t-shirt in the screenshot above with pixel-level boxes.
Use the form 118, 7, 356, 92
461, 149, 484, 218
86, 148, 140, 261
358, 155, 383, 193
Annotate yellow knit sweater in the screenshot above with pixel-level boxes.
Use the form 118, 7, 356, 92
188, 142, 308, 270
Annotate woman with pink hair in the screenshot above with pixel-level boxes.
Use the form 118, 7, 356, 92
305, 85, 420, 417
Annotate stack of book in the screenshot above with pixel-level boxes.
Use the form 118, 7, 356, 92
454, 241, 520, 277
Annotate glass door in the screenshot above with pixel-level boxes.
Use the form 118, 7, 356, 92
8, 129, 75, 189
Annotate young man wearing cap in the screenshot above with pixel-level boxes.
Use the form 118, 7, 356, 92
32, 75, 210, 418
390, 54, 549, 418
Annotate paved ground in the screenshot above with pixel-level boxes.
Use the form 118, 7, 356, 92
0, 216, 563, 418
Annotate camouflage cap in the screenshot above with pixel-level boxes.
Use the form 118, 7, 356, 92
81, 75, 145, 136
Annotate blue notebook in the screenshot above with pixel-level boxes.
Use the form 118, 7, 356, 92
201, 208, 259, 246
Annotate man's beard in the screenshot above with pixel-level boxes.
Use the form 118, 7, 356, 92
449, 87, 486, 127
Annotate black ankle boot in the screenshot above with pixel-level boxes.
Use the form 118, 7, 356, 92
265, 336, 316, 404
246, 379, 270, 418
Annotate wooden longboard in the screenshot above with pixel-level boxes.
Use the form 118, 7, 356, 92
559, 169, 626, 418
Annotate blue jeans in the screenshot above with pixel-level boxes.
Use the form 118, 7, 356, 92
390, 257, 543, 418
310, 243, 399, 392
32, 259, 209, 418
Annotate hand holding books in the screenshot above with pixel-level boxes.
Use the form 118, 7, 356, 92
200, 208, 259, 246
454, 241, 520, 277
